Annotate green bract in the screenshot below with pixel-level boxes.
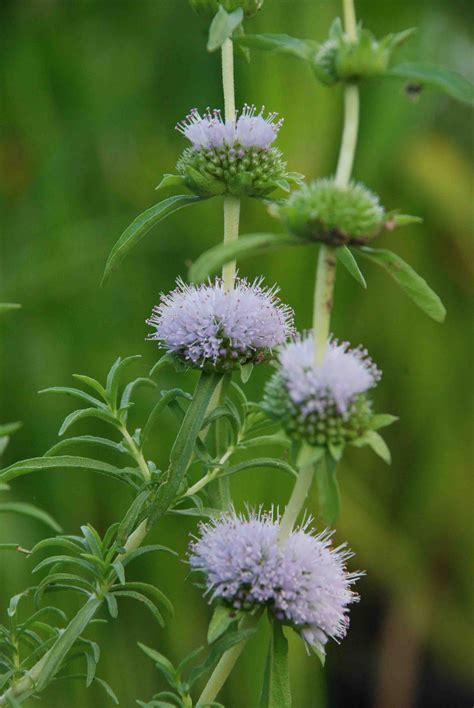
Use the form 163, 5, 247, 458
312, 18, 415, 85
263, 374, 374, 449
189, 0, 264, 19
177, 144, 301, 198
270, 178, 385, 246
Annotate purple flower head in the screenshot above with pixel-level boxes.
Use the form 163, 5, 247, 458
176, 105, 283, 151
279, 333, 381, 417
262, 332, 381, 447
147, 277, 294, 371
189, 509, 362, 652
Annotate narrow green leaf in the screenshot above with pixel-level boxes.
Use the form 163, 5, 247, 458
142, 389, 192, 448
112, 590, 164, 626
155, 173, 187, 192
358, 246, 446, 322
235, 33, 318, 61
365, 430, 392, 464
370, 414, 398, 430
221, 458, 296, 479
137, 642, 175, 683
188, 233, 302, 283
207, 605, 239, 644
58, 408, 118, 437
315, 454, 340, 525
120, 377, 156, 410
102, 195, 202, 284
0, 502, 61, 532
0, 456, 130, 485
39, 387, 106, 410
388, 62, 474, 106
106, 355, 142, 410
34, 596, 103, 691
45, 436, 124, 457
72, 374, 107, 400
117, 582, 173, 616
337, 247, 367, 288
259, 621, 291, 708
188, 627, 257, 687
240, 433, 290, 449
207, 6, 243, 52
147, 371, 221, 525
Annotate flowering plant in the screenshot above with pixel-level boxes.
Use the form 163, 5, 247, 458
1, 0, 471, 706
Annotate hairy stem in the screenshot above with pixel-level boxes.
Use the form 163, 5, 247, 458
334, 84, 359, 188
197, 612, 261, 707
313, 245, 338, 365
222, 196, 241, 290
278, 461, 315, 542
221, 38, 235, 124
120, 425, 150, 481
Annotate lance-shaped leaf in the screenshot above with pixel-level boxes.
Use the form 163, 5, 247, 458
220, 458, 296, 479
235, 33, 318, 61
207, 6, 244, 52
101, 195, 203, 284
387, 62, 474, 106
337, 246, 367, 288
357, 246, 446, 322
259, 621, 291, 708
189, 232, 302, 283
0, 456, 135, 487
0, 303, 21, 314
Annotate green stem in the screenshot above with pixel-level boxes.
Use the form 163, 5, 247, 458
197, 612, 261, 707
313, 0, 359, 364
278, 446, 316, 542
221, 38, 240, 291
120, 425, 151, 481
313, 245, 337, 365
222, 195, 241, 291
221, 38, 235, 123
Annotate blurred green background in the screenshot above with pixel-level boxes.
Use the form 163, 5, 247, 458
1, 0, 473, 706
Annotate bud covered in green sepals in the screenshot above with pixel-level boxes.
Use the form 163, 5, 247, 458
312, 18, 416, 85
270, 178, 387, 246
175, 106, 303, 198
189, 0, 264, 19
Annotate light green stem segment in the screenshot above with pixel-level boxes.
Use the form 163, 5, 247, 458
197, 613, 260, 707
313, 244, 338, 365
334, 83, 359, 188
221, 38, 235, 123
222, 195, 241, 290
313, 0, 359, 365
221, 37, 240, 291
278, 446, 316, 542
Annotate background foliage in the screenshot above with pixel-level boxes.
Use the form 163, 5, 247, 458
1, 0, 472, 705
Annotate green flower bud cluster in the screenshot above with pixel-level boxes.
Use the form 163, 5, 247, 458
263, 372, 374, 448
177, 145, 299, 198
312, 18, 415, 85
189, 0, 264, 19
270, 178, 385, 246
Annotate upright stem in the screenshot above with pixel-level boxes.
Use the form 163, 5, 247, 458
222, 196, 241, 290
278, 461, 315, 542
197, 612, 261, 707
313, 245, 337, 365
221, 38, 235, 123
313, 0, 360, 364
221, 37, 240, 291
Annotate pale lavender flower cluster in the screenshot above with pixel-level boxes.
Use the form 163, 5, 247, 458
177, 104, 283, 151
279, 333, 381, 417
189, 510, 361, 652
147, 277, 294, 370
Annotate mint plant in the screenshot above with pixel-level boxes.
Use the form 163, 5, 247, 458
1, 0, 470, 705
